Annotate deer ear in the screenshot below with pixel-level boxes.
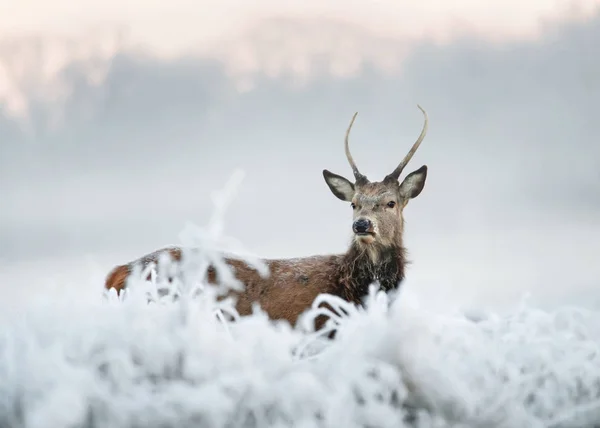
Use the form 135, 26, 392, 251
399, 165, 427, 199
323, 169, 355, 201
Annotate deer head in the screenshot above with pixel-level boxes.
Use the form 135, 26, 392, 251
323, 105, 429, 260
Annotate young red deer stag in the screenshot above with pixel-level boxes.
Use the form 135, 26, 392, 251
105, 105, 430, 327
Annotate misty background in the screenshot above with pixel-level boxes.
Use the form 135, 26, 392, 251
1, 6, 599, 313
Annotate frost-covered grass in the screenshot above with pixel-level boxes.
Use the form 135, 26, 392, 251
2, 171, 600, 428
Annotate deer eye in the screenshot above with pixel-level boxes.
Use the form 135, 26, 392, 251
351, 202, 356, 209
387, 201, 396, 208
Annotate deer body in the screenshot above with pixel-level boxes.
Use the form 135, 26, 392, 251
105, 105, 430, 327
105, 242, 407, 326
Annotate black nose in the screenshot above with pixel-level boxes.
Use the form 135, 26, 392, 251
353, 218, 372, 234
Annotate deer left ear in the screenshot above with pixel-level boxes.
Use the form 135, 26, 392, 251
399, 165, 427, 199
323, 169, 355, 201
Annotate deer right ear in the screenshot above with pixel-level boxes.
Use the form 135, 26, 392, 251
399, 165, 427, 199
323, 169, 355, 201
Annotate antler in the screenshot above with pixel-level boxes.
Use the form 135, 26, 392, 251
386, 104, 429, 181
345, 112, 368, 183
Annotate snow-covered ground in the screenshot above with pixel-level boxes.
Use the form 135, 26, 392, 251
2, 172, 600, 428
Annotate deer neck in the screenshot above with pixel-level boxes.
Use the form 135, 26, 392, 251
338, 242, 407, 304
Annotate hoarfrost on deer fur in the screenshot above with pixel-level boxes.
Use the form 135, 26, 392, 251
1, 171, 600, 428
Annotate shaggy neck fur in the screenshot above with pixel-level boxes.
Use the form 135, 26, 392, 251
338, 241, 407, 305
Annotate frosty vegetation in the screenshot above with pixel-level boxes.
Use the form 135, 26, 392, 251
2, 170, 600, 428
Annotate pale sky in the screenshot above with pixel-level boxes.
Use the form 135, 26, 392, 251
2, 0, 599, 47
1, 0, 599, 119
1, 0, 600, 314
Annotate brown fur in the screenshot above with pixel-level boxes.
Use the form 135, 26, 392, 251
105, 240, 408, 328
105, 105, 430, 330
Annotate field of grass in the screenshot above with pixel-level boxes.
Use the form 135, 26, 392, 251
2, 171, 600, 428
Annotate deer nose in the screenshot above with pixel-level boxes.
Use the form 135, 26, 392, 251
353, 218, 372, 234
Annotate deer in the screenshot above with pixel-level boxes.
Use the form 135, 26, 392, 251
105, 105, 430, 329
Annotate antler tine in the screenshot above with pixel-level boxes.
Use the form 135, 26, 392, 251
345, 112, 367, 183
387, 104, 429, 180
